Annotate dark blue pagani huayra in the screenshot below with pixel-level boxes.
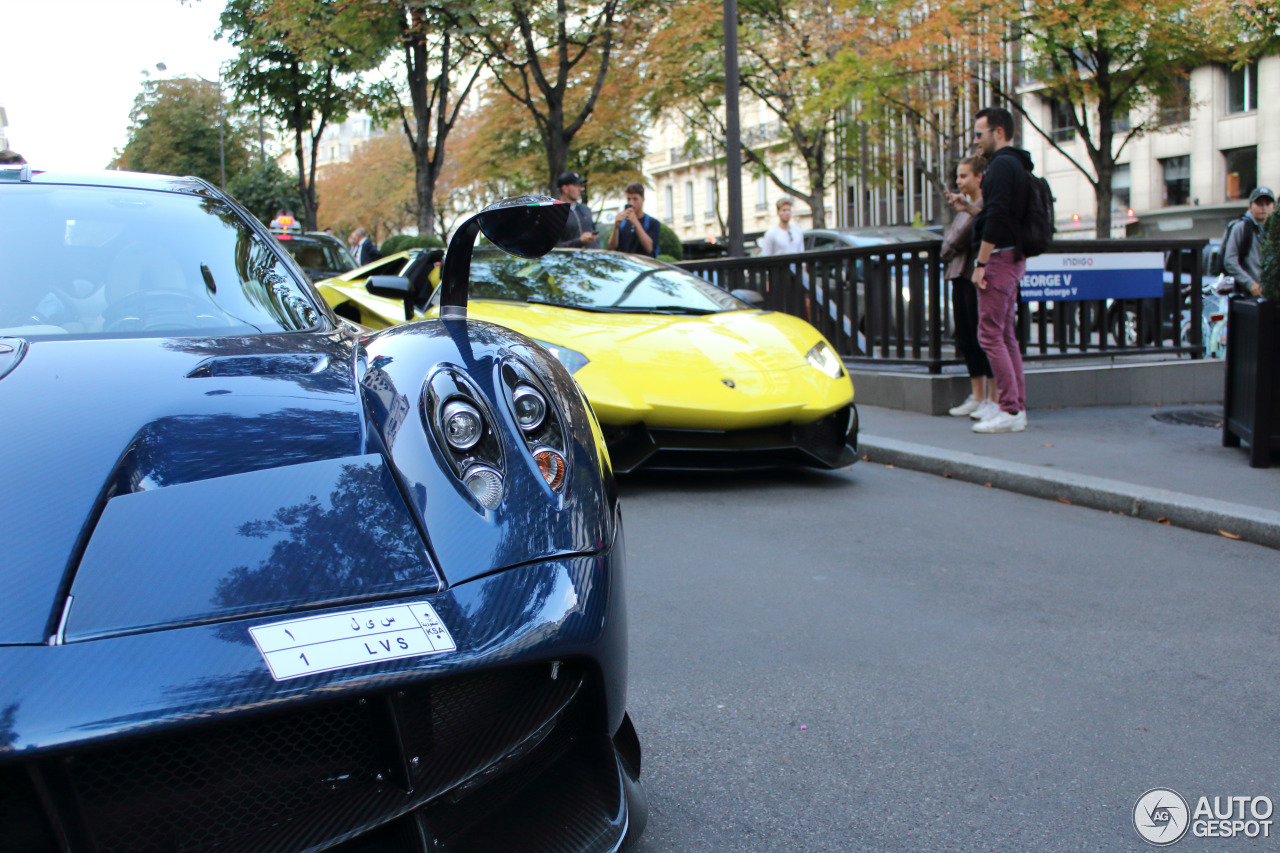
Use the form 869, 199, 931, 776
0, 166, 645, 852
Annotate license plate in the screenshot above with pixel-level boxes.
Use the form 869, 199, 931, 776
248, 601, 456, 681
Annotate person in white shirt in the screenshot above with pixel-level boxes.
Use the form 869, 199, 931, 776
759, 197, 804, 255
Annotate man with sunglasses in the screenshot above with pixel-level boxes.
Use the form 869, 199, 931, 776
970, 106, 1034, 434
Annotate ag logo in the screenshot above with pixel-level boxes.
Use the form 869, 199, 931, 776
1134, 788, 1190, 846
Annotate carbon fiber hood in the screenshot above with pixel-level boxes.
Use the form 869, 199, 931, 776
0, 332, 365, 644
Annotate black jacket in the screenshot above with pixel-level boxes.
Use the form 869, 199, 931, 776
974, 146, 1034, 252
557, 203, 599, 249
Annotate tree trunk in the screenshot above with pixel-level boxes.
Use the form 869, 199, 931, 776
1093, 165, 1113, 239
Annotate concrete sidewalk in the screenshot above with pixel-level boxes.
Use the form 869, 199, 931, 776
857, 402, 1280, 550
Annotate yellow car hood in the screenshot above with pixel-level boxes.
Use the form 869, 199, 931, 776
444, 301, 854, 430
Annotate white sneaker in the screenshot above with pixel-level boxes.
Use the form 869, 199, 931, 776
949, 395, 981, 417
969, 399, 999, 421
973, 409, 1027, 433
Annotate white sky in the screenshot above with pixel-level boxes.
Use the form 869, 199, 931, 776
0, 0, 236, 171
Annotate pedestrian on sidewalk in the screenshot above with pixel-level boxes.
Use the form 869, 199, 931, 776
943, 154, 998, 421
1222, 186, 1273, 297
970, 106, 1033, 434
555, 171, 600, 249
759, 197, 804, 256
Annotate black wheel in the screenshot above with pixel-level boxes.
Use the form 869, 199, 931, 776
1109, 303, 1140, 346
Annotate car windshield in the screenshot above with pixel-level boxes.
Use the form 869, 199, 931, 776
462, 249, 748, 314
0, 183, 323, 339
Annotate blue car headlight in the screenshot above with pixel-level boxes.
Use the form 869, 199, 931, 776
805, 340, 844, 378
532, 339, 589, 374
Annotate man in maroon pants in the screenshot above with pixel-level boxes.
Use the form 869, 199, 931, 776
970, 106, 1033, 434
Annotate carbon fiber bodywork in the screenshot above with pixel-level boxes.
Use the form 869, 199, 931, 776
0, 173, 643, 852
604, 403, 859, 473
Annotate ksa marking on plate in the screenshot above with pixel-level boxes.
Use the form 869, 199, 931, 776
249, 601, 456, 681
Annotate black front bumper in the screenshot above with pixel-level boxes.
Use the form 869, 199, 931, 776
1, 663, 645, 853
605, 404, 859, 473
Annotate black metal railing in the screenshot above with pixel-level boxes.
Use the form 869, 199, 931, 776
677, 237, 1209, 373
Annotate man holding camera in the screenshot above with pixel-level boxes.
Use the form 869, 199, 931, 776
556, 171, 600, 249
607, 182, 661, 258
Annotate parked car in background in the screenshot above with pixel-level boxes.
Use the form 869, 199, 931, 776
271, 218, 359, 283
318, 248, 859, 473
803, 225, 941, 253
0, 168, 645, 852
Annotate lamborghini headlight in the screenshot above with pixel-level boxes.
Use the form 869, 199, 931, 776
532, 338, 589, 374
805, 340, 844, 378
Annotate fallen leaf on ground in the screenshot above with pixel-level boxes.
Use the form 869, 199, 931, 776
984, 482, 993, 488
1219, 530, 1243, 540
1156, 517, 1171, 525
884, 463, 894, 468
861, 455, 870, 462
1056, 498, 1072, 504
1041, 443, 1054, 448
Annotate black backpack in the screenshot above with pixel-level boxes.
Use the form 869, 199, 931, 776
1021, 171, 1056, 257
1221, 215, 1255, 271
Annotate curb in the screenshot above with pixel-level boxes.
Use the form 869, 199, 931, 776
860, 435, 1280, 552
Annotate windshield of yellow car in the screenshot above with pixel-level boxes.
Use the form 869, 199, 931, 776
463, 248, 749, 313
1, 183, 324, 339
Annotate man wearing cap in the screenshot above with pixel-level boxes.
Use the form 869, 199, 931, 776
556, 172, 599, 249
1223, 186, 1274, 297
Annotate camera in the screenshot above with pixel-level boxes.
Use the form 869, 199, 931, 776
624, 204, 633, 210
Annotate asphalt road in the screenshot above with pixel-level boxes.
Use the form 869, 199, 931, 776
620, 462, 1280, 852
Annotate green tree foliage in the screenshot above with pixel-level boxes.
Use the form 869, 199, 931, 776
822, 0, 1003, 228
446, 57, 649, 208
468, 0, 635, 192
219, 0, 387, 230
115, 77, 250, 183
380, 233, 445, 256
1261, 209, 1280, 302
255, 0, 484, 240
645, 0, 852, 228
227, 160, 305, 225
994, 0, 1230, 236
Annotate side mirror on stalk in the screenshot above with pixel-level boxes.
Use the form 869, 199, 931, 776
436, 196, 570, 319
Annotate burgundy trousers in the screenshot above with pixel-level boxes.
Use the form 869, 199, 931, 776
977, 252, 1027, 414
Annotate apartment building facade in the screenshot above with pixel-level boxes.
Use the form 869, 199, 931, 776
1022, 56, 1279, 240
643, 102, 838, 242
642, 56, 1278, 244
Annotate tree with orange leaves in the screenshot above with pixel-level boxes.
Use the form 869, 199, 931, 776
441, 49, 650, 215
315, 133, 417, 243
465, 0, 648, 193
1001, 0, 1231, 236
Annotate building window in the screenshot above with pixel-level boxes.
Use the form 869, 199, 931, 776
783, 162, 794, 188
1111, 164, 1131, 214
756, 175, 769, 211
704, 177, 718, 218
683, 182, 694, 222
1161, 156, 1191, 207
664, 185, 674, 224
1227, 64, 1257, 114
1049, 99, 1075, 143
1159, 76, 1191, 126
1223, 147, 1258, 201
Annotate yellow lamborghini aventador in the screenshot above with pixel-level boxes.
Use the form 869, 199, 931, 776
316, 248, 857, 472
